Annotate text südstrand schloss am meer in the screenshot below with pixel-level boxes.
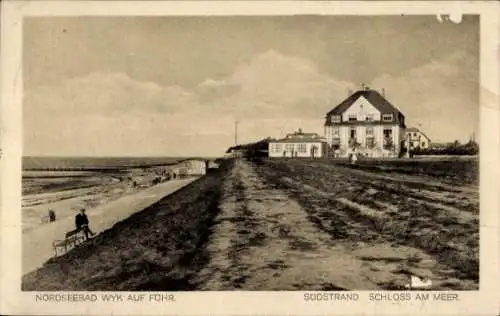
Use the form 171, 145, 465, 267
303, 292, 460, 302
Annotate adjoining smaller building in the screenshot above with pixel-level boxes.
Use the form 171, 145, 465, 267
268, 129, 328, 158
171, 159, 207, 178
405, 127, 431, 150
182, 159, 207, 176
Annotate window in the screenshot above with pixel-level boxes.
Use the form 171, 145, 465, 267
297, 144, 307, 153
333, 127, 340, 137
274, 144, 282, 153
383, 128, 393, 138
365, 114, 374, 121
421, 142, 426, 147
382, 114, 393, 122
383, 128, 393, 150
366, 127, 375, 148
331, 115, 341, 123
348, 114, 357, 122
349, 127, 356, 139
366, 127, 374, 136
285, 144, 294, 152
413, 132, 417, 137
366, 138, 375, 149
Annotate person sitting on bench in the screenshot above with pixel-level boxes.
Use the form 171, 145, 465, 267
75, 208, 95, 240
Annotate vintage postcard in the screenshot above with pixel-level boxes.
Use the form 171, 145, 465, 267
1, 1, 499, 315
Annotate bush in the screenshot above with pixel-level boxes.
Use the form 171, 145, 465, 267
226, 138, 272, 159
413, 141, 479, 156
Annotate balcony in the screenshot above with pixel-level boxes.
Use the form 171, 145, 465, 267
383, 137, 394, 150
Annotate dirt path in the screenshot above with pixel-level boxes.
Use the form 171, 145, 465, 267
195, 160, 381, 290
22, 178, 197, 275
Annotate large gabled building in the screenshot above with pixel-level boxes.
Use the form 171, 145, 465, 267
324, 87, 406, 158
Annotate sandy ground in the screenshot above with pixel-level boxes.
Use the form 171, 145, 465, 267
22, 178, 196, 275
22, 167, 171, 232
22, 183, 125, 233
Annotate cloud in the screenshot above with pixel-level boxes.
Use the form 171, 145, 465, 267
24, 71, 196, 118
23, 49, 477, 156
221, 50, 352, 119
370, 50, 478, 142
196, 78, 240, 103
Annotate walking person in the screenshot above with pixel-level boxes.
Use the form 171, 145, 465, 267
48, 209, 56, 222
351, 150, 358, 165
75, 208, 95, 240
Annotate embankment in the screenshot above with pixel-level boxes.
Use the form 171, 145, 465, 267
22, 161, 232, 291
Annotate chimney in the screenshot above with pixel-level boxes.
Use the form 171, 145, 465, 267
298, 128, 303, 134
347, 88, 353, 96
381, 88, 386, 97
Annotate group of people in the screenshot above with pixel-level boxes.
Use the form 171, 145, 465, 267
45, 208, 95, 240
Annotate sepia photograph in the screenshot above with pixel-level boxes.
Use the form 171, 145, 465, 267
17, 13, 483, 292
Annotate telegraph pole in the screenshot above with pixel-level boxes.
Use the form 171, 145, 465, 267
234, 121, 239, 146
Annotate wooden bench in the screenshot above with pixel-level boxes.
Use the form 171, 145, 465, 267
52, 229, 85, 256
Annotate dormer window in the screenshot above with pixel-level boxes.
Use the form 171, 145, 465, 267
348, 114, 357, 122
382, 114, 393, 122
331, 115, 341, 123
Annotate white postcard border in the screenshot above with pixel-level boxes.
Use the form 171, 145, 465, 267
1, 1, 499, 315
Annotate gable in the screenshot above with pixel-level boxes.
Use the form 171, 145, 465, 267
405, 128, 431, 141
325, 89, 405, 126
341, 95, 381, 121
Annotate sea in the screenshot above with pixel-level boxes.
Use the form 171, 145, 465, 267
22, 156, 216, 170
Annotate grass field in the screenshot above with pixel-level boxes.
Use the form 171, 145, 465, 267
22, 157, 479, 291
252, 158, 479, 289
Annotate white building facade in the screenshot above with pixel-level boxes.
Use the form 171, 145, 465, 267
405, 127, 431, 149
174, 159, 207, 176
324, 88, 406, 158
268, 129, 328, 158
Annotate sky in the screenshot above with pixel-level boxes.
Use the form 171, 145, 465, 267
23, 15, 479, 157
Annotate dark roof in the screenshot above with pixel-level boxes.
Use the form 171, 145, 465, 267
271, 131, 326, 144
270, 138, 326, 144
286, 132, 317, 137
325, 89, 405, 126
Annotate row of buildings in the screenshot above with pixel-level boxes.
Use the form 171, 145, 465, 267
268, 87, 431, 158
